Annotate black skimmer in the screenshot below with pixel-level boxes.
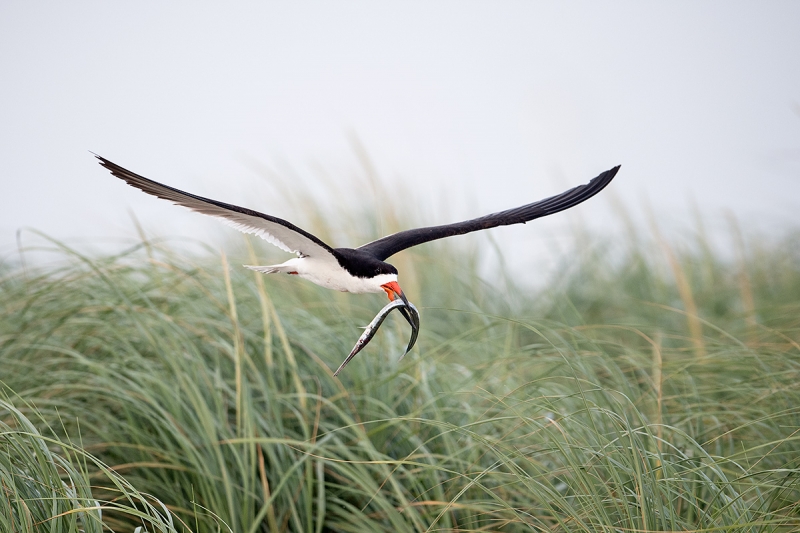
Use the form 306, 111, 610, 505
95, 155, 619, 373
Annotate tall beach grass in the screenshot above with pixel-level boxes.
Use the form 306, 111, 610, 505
1, 186, 799, 531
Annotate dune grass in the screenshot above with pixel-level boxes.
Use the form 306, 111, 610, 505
1, 207, 799, 532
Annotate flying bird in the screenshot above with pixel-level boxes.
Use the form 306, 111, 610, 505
95, 154, 619, 372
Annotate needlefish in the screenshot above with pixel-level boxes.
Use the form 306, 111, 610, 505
334, 299, 420, 376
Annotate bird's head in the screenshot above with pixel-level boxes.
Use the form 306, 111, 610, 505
380, 281, 409, 307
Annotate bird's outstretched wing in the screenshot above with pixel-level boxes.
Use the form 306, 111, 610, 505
95, 155, 336, 258
358, 166, 620, 261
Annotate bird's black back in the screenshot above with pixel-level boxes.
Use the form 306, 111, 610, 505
333, 248, 398, 279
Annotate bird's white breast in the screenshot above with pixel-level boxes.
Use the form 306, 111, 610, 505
281, 257, 397, 294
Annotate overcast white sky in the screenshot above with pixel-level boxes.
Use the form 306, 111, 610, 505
1, 2, 799, 266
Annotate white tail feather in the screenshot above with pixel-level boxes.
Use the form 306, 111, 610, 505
243, 265, 283, 274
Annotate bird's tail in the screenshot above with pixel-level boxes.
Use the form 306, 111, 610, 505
243, 264, 284, 275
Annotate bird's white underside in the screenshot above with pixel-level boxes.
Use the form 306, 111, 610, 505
245, 258, 398, 294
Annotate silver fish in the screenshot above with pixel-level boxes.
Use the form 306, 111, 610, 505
333, 299, 420, 376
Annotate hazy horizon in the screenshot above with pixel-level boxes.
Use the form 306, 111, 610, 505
2, 2, 798, 267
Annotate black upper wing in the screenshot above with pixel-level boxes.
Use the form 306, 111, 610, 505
95, 155, 337, 259
358, 166, 620, 261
